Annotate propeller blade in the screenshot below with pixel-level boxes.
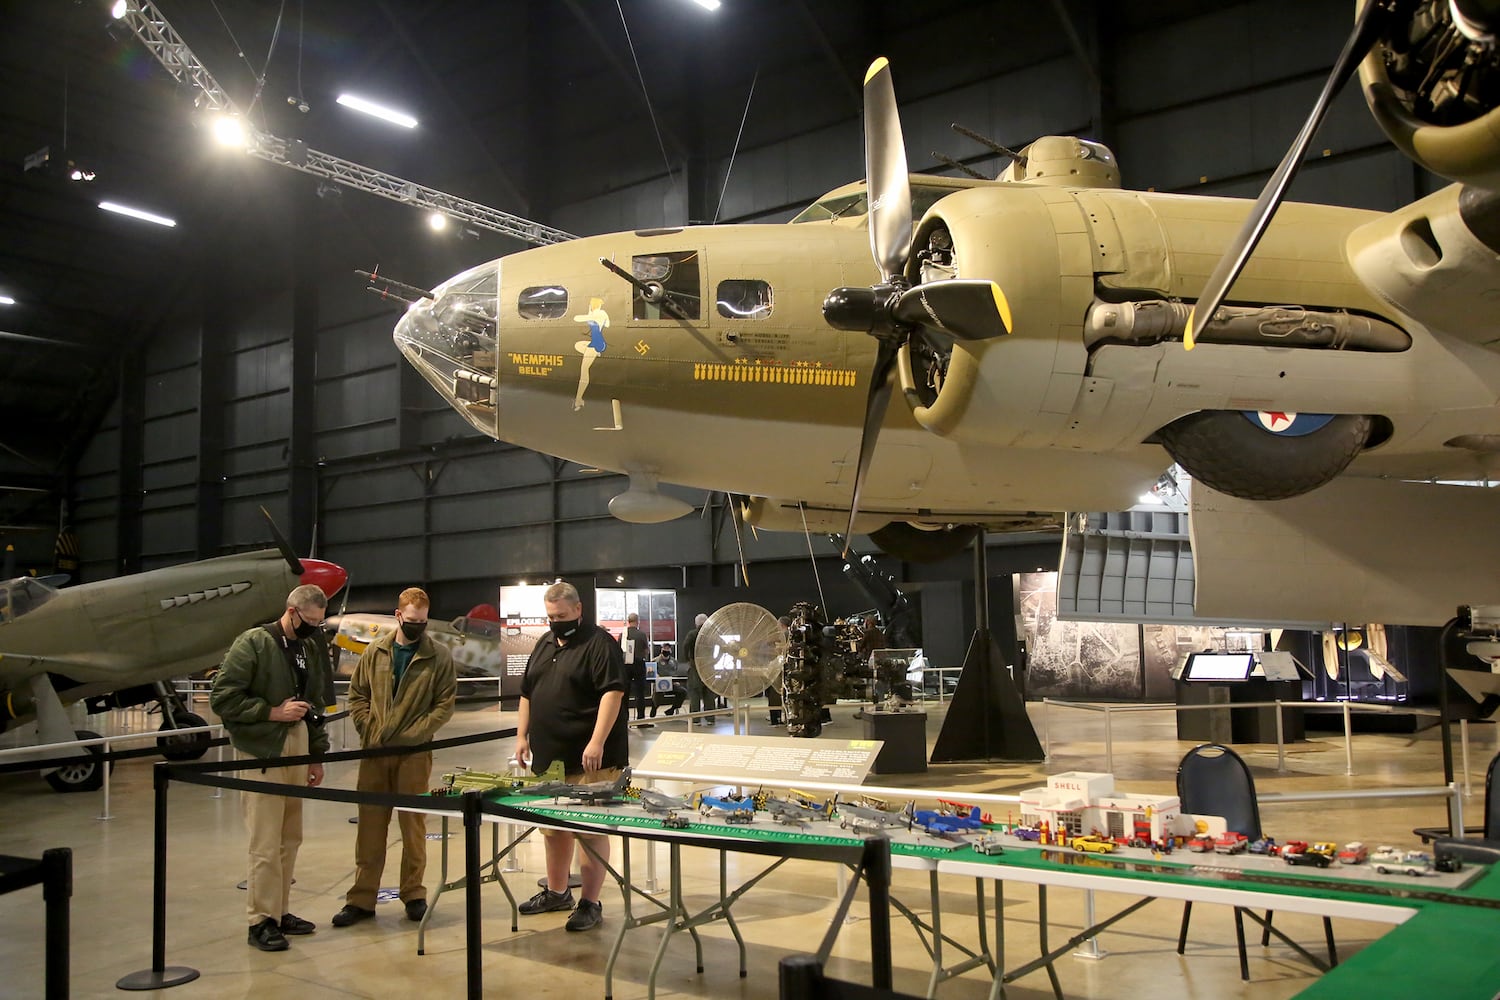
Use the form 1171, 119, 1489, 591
864, 58, 912, 281
892, 280, 1013, 341
842, 341, 901, 556
1185, 0, 1393, 349
726, 493, 750, 586
259, 505, 305, 577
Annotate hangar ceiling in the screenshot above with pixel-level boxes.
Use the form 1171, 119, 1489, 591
0, 1, 1360, 549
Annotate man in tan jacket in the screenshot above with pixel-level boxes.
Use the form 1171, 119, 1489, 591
333, 587, 456, 927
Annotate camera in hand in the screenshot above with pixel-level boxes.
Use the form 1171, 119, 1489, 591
295, 699, 324, 726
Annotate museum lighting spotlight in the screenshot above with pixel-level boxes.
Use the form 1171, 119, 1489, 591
336, 93, 418, 129
689, 0, 722, 9
99, 200, 177, 227
0, 295, 15, 306
210, 114, 249, 149
427, 212, 448, 232
111, 0, 129, 18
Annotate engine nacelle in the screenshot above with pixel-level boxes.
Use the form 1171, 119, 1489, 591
1360, 0, 1500, 190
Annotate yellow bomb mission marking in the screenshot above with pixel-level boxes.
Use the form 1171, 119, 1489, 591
694, 363, 858, 386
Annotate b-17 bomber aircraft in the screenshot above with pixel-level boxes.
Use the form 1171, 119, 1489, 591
0, 515, 346, 791
387, 0, 1500, 626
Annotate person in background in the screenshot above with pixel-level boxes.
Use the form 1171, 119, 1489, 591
683, 612, 714, 726
650, 643, 686, 717
210, 584, 331, 953
333, 586, 457, 929
514, 582, 628, 932
622, 612, 650, 728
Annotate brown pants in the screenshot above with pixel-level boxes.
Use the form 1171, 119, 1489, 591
345, 749, 433, 909
242, 723, 309, 925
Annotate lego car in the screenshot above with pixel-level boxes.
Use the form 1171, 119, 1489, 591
1247, 837, 1278, 855
1214, 832, 1249, 855
1337, 841, 1368, 865
973, 835, 1006, 856
1187, 834, 1216, 853
1375, 850, 1433, 876
1071, 835, 1116, 854
1012, 826, 1042, 842
1284, 842, 1334, 867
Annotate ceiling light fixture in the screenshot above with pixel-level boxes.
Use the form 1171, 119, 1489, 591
0, 296, 14, 306
99, 200, 177, 227
336, 93, 418, 129
111, 0, 129, 18
427, 212, 448, 232
689, 0, 722, 9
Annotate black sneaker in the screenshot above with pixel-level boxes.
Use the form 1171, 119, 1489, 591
331, 904, 376, 927
565, 898, 603, 932
279, 913, 316, 935
404, 899, 428, 922
519, 887, 574, 915
248, 917, 289, 951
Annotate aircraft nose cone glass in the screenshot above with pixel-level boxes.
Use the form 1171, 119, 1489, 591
298, 559, 348, 600
391, 261, 500, 438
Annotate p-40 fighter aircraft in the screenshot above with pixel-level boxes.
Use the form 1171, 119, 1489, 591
387, 1, 1500, 626
0, 514, 346, 791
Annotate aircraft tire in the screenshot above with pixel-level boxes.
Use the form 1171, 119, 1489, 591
45, 729, 110, 793
157, 712, 211, 761
1158, 411, 1372, 501
869, 522, 979, 563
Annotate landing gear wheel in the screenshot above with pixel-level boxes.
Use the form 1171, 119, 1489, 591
869, 522, 979, 562
45, 729, 111, 793
157, 712, 210, 761
1158, 411, 1372, 500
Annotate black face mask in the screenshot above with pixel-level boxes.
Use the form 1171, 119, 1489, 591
549, 618, 581, 641
400, 620, 427, 641
292, 613, 320, 640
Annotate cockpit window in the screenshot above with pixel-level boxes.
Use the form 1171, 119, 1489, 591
631, 251, 700, 321
0, 577, 58, 622
716, 280, 772, 320
789, 184, 956, 225
518, 285, 568, 320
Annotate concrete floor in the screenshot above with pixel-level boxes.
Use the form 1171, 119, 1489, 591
1, 697, 1493, 999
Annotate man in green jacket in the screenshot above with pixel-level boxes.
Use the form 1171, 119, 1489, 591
210, 583, 333, 953
332, 586, 456, 928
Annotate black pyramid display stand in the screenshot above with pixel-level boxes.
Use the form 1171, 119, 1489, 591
929, 529, 1044, 763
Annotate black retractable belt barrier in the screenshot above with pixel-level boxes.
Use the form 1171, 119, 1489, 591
117, 727, 514, 991
117, 764, 200, 990
462, 791, 484, 1000
1, 847, 73, 1000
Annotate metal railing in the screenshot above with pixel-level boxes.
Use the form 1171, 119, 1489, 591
1040, 697, 1466, 782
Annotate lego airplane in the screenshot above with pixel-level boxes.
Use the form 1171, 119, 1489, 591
0, 515, 346, 791
387, 0, 1500, 626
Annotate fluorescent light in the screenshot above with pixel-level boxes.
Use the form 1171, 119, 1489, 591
0, 296, 14, 306
1137, 493, 1163, 504
336, 93, 418, 129
690, 0, 721, 8
99, 201, 176, 227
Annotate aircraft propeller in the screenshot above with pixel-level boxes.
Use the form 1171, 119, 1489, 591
259, 505, 305, 576
822, 58, 1013, 554
1184, 0, 1397, 349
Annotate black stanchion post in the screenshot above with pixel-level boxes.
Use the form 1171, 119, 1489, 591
41, 847, 70, 1000
778, 954, 824, 1000
117, 763, 200, 990
863, 836, 893, 991
463, 790, 483, 1000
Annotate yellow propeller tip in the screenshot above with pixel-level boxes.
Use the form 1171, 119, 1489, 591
1183, 307, 1197, 351
991, 282, 1013, 334
864, 58, 889, 85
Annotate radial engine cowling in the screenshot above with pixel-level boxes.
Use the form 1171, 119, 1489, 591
1359, 0, 1500, 190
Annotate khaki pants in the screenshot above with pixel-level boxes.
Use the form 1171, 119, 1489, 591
345, 749, 433, 909
242, 723, 309, 926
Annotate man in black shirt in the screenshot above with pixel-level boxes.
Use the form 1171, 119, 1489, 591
515, 581, 627, 932
623, 612, 650, 727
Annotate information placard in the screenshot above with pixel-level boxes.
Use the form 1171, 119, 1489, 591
637, 731, 883, 784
